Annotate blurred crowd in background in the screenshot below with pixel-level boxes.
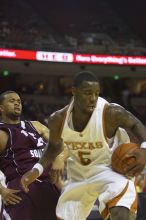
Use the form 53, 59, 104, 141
1, 0, 146, 55
0, 74, 146, 127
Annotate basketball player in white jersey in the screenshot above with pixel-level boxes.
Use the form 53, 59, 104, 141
21, 71, 146, 220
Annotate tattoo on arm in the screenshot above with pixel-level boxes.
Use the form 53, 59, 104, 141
106, 104, 146, 142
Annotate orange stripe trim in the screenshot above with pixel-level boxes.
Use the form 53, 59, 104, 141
101, 181, 129, 219
101, 207, 109, 219
130, 193, 138, 214
108, 181, 129, 208
102, 103, 109, 143
130, 183, 138, 213
59, 97, 73, 137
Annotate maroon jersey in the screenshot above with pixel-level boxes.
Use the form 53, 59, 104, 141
0, 121, 50, 183
0, 121, 60, 220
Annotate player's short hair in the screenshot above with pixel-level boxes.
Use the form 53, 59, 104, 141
0, 91, 17, 104
73, 71, 98, 87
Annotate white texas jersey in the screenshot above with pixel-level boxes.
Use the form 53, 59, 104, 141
61, 97, 130, 179
57, 98, 133, 220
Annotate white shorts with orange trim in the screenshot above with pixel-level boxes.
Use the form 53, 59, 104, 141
56, 165, 137, 220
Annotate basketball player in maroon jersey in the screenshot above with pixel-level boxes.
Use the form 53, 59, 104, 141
0, 91, 62, 220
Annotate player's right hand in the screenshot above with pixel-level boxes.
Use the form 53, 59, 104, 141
126, 148, 146, 165
1, 187, 22, 205
124, 148, 146, 176
21, 169, 40, 192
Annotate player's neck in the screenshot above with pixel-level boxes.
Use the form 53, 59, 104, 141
1, 116, 20, 125
72, 108, 92, 132
73, 105, 92, 120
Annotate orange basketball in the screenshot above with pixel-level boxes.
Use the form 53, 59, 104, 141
111, 142, 139, 175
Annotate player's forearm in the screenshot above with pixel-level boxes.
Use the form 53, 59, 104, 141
38, 139, 64, 168
55, 145, 69, 161
131, 120, 146, 143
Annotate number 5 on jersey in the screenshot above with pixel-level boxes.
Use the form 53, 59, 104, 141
78, 151, 91, 165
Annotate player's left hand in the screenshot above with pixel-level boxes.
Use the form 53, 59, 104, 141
124, 148, 146, 176
1, 187, 22, 205
21, 169, 40, 192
